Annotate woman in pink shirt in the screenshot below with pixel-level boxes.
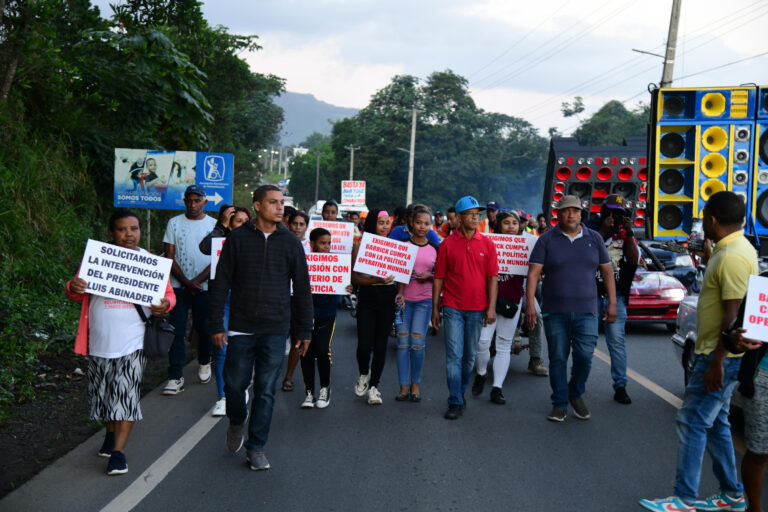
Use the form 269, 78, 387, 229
394, 205, 438, 402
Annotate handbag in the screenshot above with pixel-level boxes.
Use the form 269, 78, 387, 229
134, 305, 175, 360
495, 297, 519, 319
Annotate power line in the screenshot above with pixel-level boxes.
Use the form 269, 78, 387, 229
673, 51, 768, 81
467, 0, 572, 80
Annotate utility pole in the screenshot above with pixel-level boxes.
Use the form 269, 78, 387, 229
406, 107, 418, 206
314, 153, 320, 204
345, 144, 360, 180
660, 0, 681, 88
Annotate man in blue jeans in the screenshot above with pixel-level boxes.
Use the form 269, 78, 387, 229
209, 185, 313, 471
640, 191, 758, 512
432, 196, 498, 420
586, 194, 639, 405
162, 185, 217, 395
525, 195, 617, 422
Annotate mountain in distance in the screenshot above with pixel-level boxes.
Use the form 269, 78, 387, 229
274, 91, 358, 146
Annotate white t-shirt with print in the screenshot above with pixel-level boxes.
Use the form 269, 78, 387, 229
88, 296, 148, 358
163, 214, 216, 290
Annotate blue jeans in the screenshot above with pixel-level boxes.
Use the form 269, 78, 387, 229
213, 294, 231, 399
598, 295, 628, 389
674, 354, 743, 503
443, 307, 484, 406
168, 288, 212, 380
396, 299, 432, 386
543, 312, 599, 409
224, 333, 286, 451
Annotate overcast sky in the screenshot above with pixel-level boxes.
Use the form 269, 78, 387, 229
96, 0, 768, 136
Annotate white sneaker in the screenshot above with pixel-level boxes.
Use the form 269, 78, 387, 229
301, 391, 315, 408
162, 378, 184, 395
367, 386, 382, 405
354, 373, 370, 397
198, 364, 211, 384
316, 387, 331, 409
212, 398, 226, 417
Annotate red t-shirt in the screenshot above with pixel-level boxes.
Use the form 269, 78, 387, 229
434, 229, 498, 311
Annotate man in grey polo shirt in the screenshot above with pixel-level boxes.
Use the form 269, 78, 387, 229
525, 195, 617, 422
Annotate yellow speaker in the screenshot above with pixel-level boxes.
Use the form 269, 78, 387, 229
701, 152, 727, 178
701, 126, 728, 152
702, 92, 726, 117
700, 179, 726, 201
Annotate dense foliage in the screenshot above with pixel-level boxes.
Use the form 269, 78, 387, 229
0, 0, 284, 416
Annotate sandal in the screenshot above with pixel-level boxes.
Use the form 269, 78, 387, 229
410, 394, 421, 403
395, 392, 410, 401
282, 379, 294, 392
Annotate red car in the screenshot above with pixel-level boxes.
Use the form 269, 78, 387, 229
627, 270, 687, 330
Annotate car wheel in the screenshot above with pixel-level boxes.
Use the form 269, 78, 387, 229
683, 340, 696, 386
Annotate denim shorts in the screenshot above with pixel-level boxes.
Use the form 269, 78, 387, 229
743, 367, 768, 455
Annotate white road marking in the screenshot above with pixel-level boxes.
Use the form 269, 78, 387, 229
100, 413, 222, 512
594, 348, 683, 409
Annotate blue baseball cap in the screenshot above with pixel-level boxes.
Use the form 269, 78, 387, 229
184, 184, 206, 197
486, 201, 501, 211
455, 196, 485, 214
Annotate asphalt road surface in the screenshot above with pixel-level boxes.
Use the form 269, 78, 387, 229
2, 313, 764, 511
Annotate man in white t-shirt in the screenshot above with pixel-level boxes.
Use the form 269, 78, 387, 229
162, 185, 217, 395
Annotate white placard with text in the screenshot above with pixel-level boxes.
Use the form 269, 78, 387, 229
353, 232, 418, 284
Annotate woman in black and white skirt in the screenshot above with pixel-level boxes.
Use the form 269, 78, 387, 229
66, 209, 176, 475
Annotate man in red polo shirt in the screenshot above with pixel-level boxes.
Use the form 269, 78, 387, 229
432, 196, 498, 420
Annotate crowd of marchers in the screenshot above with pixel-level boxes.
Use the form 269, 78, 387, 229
66, 184, 768, 512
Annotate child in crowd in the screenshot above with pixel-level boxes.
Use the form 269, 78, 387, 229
300, 228, 353, 408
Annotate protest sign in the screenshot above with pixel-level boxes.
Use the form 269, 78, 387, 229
353, 232, 418, 284
306, 253, 352, 294
113, 148, 233, 212
743, 275, 768, 343
486, 234, 535, 275
341, 180, 366, 206
78, 240, 173, 306
307, 220, 355, 253
210, 237, 226, 280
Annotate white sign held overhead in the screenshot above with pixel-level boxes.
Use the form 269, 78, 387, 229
77, 239, 172, 307
307, 220, 355, 253
209, 237, 226, 280
743, 275, 768, 343
353, 232, 418, 285
306, 253, 352, 294
341, 180, 366, 206
485, 234, 536, 275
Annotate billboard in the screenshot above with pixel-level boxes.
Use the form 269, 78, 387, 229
113, 148, 233, 212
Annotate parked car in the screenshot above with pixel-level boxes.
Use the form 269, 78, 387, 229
627, 270, 687, 331
640, 241, 698, 292
671, 294, 698, 385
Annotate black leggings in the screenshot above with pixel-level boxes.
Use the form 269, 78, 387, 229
356, 285, 396, 387
300, 316, 336, 394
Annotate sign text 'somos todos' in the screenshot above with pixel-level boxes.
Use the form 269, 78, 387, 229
78, 240, 173, 306
308, 220, 355, 253
353, 232, 418, 284
486, 234, 535, 275
306, 253, 351, 294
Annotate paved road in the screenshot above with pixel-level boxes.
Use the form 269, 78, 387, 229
2, 313, 762, 511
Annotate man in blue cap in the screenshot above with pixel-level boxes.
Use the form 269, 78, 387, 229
162, 185, 217, 395
478, 201, 501, 233
432, 196, 499, 420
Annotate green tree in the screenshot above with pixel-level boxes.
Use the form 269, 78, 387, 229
572, 100, 649, 146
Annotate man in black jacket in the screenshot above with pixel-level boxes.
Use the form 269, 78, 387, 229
209, 185, 313, 471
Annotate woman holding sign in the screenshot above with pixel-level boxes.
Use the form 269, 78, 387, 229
394, 206, 437, 402
351, 208, 397, 405
472, 210, 528, 405
66, 209, 175, 475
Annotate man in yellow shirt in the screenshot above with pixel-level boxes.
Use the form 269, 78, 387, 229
641, 191, 758, 512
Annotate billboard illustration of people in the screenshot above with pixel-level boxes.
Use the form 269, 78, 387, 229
114, 148, 233, 211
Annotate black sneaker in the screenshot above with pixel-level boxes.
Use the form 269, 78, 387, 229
613, 387, 632, 404
98, 432, 115, 458
106, 450, 128, 475
471, 374, 487, 396
444, 404, 462, 420
490, 387, 506, 405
